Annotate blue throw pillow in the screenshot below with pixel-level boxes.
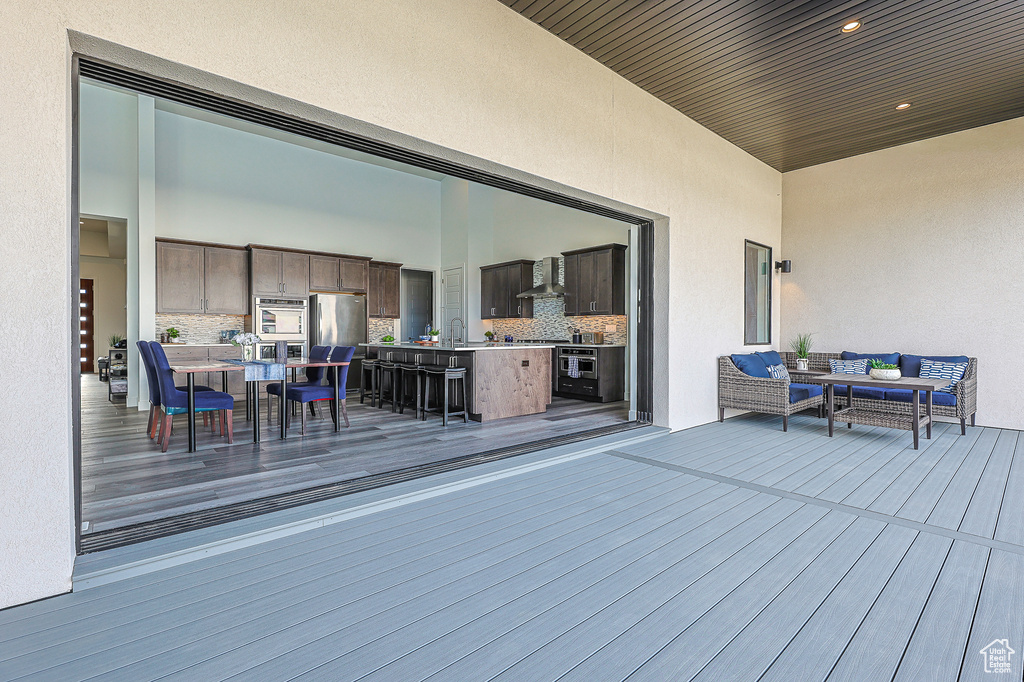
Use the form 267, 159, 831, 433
829, 358, 868, 375
900, 354, 970, 378
755, 350, 784, 368
919, 359, 968, 393
731, 353, 770, 378
841, 351, 900, 366
767, 364, 790, 381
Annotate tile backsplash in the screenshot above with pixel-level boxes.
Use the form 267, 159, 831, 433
368, 318, 398, 343
490, 258, 628, 345
155, 314, 247, 344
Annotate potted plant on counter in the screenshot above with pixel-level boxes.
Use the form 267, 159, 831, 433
381, 335, 396, 345
230, 331, 261, 361
166, 327, 181, 344
429, 328, 440, 343
789, 333, 813, 371
484, 331, 495, 343
869, 358, 901, 381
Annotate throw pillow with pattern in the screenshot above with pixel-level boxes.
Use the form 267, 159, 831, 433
919, 359, 968, 393
767, 364, 790, 381
829, 358, 868, 375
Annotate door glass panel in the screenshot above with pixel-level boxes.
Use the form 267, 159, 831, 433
744, 240, 771, 345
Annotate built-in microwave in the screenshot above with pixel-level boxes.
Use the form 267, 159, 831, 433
251, 297, 308, 342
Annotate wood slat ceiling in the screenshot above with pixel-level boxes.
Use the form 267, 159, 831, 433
501, 0, 1024, 171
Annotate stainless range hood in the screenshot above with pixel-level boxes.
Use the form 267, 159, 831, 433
517, 257, 564, 298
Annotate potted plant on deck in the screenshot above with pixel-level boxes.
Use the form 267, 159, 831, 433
789, 333, 813, 371
869, 358, 901, 381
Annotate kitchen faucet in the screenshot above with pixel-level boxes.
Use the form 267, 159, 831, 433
448, 317, 465, 346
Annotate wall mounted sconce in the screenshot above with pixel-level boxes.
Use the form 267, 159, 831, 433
775, 260, 792, 273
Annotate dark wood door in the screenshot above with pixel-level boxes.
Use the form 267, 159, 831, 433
309, 255, 341, 292
251, 249, 282, 296
562, 253, 580, 316
382, 265, 401, 318
367, 264, 383, 317
281, 251, 309, 297
156, 241, 205, 313
577, 251, 596, 315
480, 267, 497, 319
507, 263, 533, 318
79, 278, 94, 373
340, 258, 368, 293
591, 248, 614, 315
204, 247, 249, 314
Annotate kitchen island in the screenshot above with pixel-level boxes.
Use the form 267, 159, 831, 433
362, 343, 554, 422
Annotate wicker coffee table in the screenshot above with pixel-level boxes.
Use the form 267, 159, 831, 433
817, 374, 949, 449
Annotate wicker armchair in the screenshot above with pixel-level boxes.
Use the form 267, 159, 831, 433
780, 352, 979, 435
718, 356, 824, 431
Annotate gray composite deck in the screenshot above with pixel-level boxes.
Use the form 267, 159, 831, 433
2, 411, 1022, 680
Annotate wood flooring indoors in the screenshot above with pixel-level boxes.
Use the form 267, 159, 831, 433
80, 374, 631, 534
3, 409, 1022, 680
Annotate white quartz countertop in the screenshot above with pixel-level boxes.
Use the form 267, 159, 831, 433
361, 342, 557, 351
361, 342, 625, 351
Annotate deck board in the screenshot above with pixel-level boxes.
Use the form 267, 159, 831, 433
2, 414, 1021, 681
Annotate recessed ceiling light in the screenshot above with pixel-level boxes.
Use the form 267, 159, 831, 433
895, 102, 911, 110
841, 20, 862, 33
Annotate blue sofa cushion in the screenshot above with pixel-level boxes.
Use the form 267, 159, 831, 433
755, 350, 784, 368
884, 389, 957, 407
731, 353, 770, 378
789, 383, 823, 403
767, 364, 791, 381
829, 358, 869, 374
841, 351, 901, 366
919, 359, 968, 393
832, 385, 887, 401
899, 354, 969, 378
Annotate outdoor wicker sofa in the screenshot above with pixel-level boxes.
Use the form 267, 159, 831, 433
717, 354, 824, 431
780, 351, 978, 435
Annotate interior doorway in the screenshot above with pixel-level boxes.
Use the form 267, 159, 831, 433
441, 265, 465, 342
401, 269, 434, 342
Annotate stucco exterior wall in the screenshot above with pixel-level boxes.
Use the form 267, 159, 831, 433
782, 117, 1024, 430
0, 0, 780, 607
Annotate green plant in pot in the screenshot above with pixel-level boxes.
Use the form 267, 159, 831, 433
381, 334, 395, 344
869, 358, 901, 381
166, 327, 181, 343
484, 331, 494, 342
108, 333, 125, 349
429, 328, 440, 342
789, 333, 813, 371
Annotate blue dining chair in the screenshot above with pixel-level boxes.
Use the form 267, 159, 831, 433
266, 345, 330, 424
148, 341, 235, 452
137, 341, 214, 440
283, 346, 355, 434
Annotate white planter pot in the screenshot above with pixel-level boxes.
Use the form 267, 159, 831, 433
870, 368, 902, 381
796, 358, 809, 371
430, 335, 439, 342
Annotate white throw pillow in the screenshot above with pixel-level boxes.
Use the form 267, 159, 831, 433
919, 359, 968, 393
767, 364, 790, 382
829, 358, 868, 375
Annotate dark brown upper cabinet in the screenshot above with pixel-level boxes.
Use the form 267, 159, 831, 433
309, 255, 369, 293
250, 248, 309, 298
480, 260, 534, 319
561, 244, 626, 317
156, 240, 248, 315
368, 262, 401, 318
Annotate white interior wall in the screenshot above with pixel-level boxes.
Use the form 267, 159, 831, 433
2, 0, 780, 608
78, 256, 127, 372
782, 116, 1024, 430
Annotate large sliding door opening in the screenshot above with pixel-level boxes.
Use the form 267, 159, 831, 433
73, 59, 655, 551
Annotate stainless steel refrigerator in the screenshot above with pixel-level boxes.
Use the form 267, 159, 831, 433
309, 293, 367, 391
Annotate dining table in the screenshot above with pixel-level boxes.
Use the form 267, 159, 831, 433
169, 357, 351, 452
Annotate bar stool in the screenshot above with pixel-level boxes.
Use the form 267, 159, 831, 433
423, 363, 468, 426
360, 357, 380, 407
377, 352, 400, 412
395, 354, 426, 417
